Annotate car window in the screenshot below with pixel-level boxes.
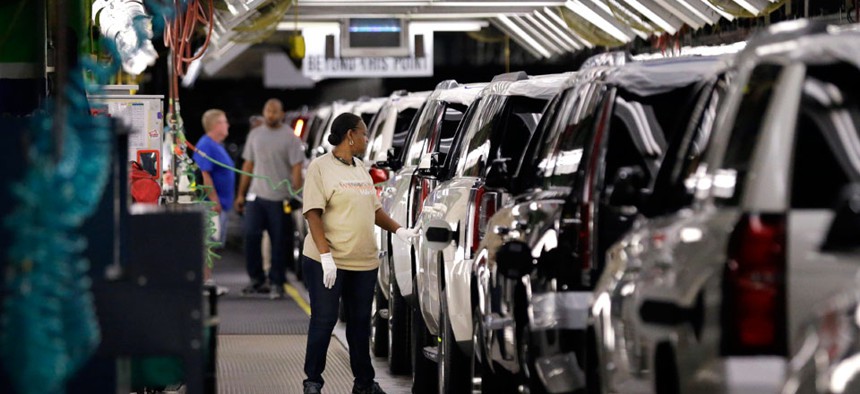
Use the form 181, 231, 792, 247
514, 90, 569, 190
366, 106, 391, 160
643, 78, 728, 217
305, 111, 331, 158
714, 64, 783, 206
493, 96, 548, 176
456, 96, 547, 178
391, 108, 418, 153
456, 97, 506, 177
403, 101, 441, 166
540, 83, 607, 190
791, 64, 860, 209
435, 105, 465, 157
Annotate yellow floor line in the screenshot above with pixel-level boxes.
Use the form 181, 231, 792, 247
284, 283, 311, 315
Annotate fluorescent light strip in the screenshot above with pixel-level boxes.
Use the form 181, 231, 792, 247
732, 0, 763, 15
530, 12, 579, 51
565, 0, 631, 43
532, 10, 581, 50
541, 7, 594, 48
652, 0, 701, 27
671, 0, 712, 24
410, 20, 489, 31
297, 1, 566, 6
622, 0, 678, 33
495, 15, 553, 58
699, 0, 734, 20
514, 15, 566, 55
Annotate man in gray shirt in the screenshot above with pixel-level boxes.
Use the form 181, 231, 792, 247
235, 98, 305, 298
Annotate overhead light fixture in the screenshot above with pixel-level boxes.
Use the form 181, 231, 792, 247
276, 21, 341, 31
512, 16, 566, 55
672, 0, 716, 24
647, 0, 695, 27
699, 0, 735, 20
541, 7, 593, 48
532, 11, 582, 50
528, 13, 579, 51
732, 0, 765, 15
494, 15, 553, 58
296, 1, 567, 6
564, 0, 633, 43
621, 0, 680, 34
409, 20, 489, 31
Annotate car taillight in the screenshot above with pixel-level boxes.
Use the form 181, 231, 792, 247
293, 118, 305, 138
721, 213, 787, 356
369, 167, 388, 197
472, 186, 497, 255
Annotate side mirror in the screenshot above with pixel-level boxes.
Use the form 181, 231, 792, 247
376, 147, 402, 171
821, 183, 860, 252
608, 166, 647, 210
485, 158, 511, 191
496, 241, 534, 279
417, 152, 446, 179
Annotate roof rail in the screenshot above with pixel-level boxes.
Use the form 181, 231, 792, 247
434, 80, 460, 90
744, 19, 830, 51
580, 51, 632, 70
491, 71, 528, 82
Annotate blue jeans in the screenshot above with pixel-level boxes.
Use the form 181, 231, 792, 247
303, 256, 377, 388
243, 198, 293, 286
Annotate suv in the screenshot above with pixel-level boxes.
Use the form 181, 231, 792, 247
416, 72, 572, 393
377, 81, 486, 375
365, 90, 430, 357
474, 55, 730, 393
598, 22, 860, 394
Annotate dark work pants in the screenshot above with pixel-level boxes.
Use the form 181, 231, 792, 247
243, 198, 294, 286
303, 256, 377, 389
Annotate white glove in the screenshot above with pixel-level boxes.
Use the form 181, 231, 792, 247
320, 253, 337, 289
395, 227, 419, 244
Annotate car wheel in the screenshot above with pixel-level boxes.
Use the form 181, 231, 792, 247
470, 306, 485, 393
474, 308, 517, 393
371, 282, 389, 357
519, 325, 547, 394
438, 291, 470, 394
411, 301, 438, 394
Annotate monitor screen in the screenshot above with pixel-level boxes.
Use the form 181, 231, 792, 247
341, 18, 409, 57
348, 19, 403, 48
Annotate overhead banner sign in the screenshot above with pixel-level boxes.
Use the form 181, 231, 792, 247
300, 25, 433, 80
303, 56, 432, 78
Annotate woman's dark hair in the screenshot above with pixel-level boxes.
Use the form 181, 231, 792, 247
328, 113, 362, 145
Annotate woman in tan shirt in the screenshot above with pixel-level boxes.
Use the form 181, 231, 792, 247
301, 113, 417, 394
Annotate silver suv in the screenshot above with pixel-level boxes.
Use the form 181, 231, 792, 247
377, 81, 486, 375
595, 22, 860, 394
416, 72, 572, 393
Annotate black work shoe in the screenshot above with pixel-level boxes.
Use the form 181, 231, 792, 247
352, 382, 386, 394
269, 284, 285, 300
303, 382, 322, 394
241, 282, 270, 295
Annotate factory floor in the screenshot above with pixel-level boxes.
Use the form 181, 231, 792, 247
213, 249, 412, 394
